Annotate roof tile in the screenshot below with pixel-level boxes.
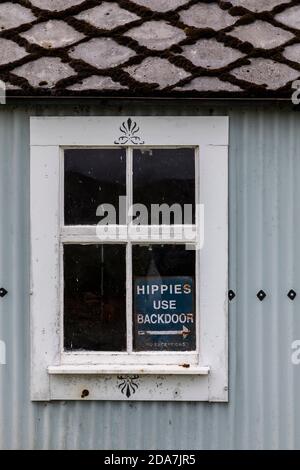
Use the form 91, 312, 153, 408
231, 58, 299, 89
30, 0, 84, 11
125, 57, 190, 89
230, 20, 294, 49
283, 43, 300, 62
12, 57, 75, 88
175, 77, 242, 92
275, 6, 300, 30
20, 20, 84, 49
69, 38, 136, 69
126, 21, 186, 50
67, 75, 127, 90
181, 39, 243, 69
132, 0, 189, 12
0, 38, 28, 65
0, 2, 36, 31
179, 3, 238, 30
229, 0, 285, 13
75, 2, 140, 30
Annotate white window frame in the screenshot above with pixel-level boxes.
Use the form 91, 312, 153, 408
30, 116, 228, 402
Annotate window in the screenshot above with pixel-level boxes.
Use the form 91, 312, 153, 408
30, 116, 228, 401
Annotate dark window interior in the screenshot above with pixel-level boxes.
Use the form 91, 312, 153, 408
64, 244, 126, 351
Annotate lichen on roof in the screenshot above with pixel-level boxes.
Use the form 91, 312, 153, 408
1, 0, 300, 98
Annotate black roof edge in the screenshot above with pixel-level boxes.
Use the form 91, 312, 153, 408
2, 96, 299, 109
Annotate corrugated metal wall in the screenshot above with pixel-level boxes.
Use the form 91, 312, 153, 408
1, 101, 300, 449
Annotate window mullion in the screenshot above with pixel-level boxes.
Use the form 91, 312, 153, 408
126, 146, 133, 353
195, 146, 200, 356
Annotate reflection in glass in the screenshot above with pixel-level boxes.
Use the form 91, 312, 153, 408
64, 244, 126, 351
133, 148, 195, 225
64, 148, 126, 225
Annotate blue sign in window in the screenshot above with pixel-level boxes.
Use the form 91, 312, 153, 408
134, 276, 195, 351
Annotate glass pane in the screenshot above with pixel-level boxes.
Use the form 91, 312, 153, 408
64, 244, 126, 351
64, 148, 126, 225
133, 148, 195, 225
132, 244, 196, 351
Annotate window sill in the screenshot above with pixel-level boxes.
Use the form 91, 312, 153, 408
48, 364, 210, 376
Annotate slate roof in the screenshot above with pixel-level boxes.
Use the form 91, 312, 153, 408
1, 0, 300, 98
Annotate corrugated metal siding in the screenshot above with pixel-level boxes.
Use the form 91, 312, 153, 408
1, 102, 300, 449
